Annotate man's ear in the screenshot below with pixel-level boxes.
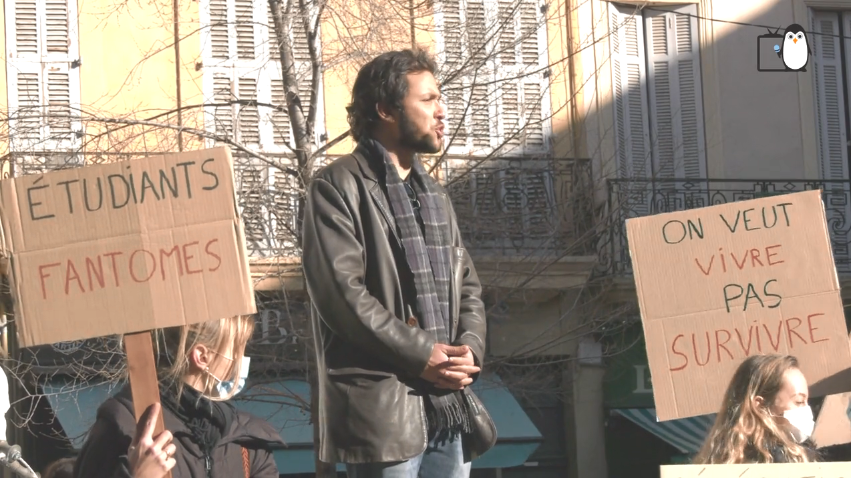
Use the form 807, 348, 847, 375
375, 102, 397, 123
188, 344, 211, 372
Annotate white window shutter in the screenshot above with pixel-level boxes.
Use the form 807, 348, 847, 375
44, 0, 69, 55
516, 0, 549, 153
11, 0, 38, 60
11, 66, 43, 148
812, 11, 851, 261
6, 0, 80, 152
208, 0, 229, 60
270, 76, 292, 148
609, 3, 651, 181
644, 4, 706, 180
208, 71, 235, 142
499, 80, 522, 149
437, 0, 473, 154
812, 12, 849, 182
234, 70, 261, 146
234, 0, 255, 60
46, 64, 72, 140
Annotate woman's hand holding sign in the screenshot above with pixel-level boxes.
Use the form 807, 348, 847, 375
127, 403, 176, 478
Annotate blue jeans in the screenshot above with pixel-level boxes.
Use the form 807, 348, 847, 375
345, 431, 471, 478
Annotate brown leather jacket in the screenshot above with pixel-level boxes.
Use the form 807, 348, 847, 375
73, 385, 285, 478
302, 145, 487, 464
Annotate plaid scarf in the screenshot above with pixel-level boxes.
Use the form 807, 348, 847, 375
362, 139, 471, 435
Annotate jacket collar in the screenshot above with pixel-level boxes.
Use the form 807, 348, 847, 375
111, 384, 285, 458
351, 141, 382, 184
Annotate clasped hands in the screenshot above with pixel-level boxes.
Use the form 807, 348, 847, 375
420, 344, 480, 390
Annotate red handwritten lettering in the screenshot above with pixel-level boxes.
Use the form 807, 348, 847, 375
715, 329, 733, 362
39, 263, 61, 300
766, 244, 784, 266
159, 246, 183, 280
130, 249, 157, 283
205, 239, 222, 272
808, 313, 829, 343
64, 259, 85, 295
183, 241, 202, 274
670, 334, 688, 372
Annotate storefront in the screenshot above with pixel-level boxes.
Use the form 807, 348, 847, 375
603, 328, 715, 477
43, 373, 543, 475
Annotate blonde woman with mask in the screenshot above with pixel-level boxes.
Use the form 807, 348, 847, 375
694, 354, 817, 464
74, 316, 285, 478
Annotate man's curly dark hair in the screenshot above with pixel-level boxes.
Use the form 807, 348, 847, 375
346, 49, 439, 142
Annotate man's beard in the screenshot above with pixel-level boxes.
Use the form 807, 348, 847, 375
398, 111, 441, 154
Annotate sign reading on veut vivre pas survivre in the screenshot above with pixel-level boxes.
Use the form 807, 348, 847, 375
626, 190, 851, 421
0, 147, 256, 347
660, 463, 851, 478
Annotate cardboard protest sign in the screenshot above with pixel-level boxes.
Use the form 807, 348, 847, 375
0, 147, 257, 347
660, 462, 851, 478
627, 190, 851, 421
811, 392, 851, 447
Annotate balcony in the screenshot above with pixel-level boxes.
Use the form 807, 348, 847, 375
599, 178, 851, 292
237, 155, 598, 292
443, 157, 597, 292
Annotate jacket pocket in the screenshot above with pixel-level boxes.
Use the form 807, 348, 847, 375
327, 367, 395, 378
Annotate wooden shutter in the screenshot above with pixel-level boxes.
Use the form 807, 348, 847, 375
500, 80, 522, 148
6, 0, 81, 152
644, 4, 706, 180
609, 3, 651, 181
234, 159, 268, 252
272, 167, 298, 246
234, 0, 255, 60
236, 74, 260, 145
15, 69, 41, 143
517, 0, 547, 152
812, 11, 851, 262
270, 78, 292, 147
812, 12, 849, 181
210, 0, 229, 59
45, 0, 69, 54
13, 0, 38, 59
46, 66, 72, 139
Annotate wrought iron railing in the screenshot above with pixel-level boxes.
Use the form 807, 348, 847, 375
443, 157, 594, 256
1, 151, 596, 259
598, 178, 851, 276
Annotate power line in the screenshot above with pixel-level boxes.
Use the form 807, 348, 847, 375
644, 6, 848, 39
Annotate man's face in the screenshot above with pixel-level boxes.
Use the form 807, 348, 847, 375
396, 71, 445, 154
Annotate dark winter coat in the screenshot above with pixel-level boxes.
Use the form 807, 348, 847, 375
73, 385, 285, 478
302, 144, 489, 464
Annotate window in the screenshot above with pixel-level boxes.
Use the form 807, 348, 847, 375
200, 0, 324, 153
810, 10, 851, 263
435, 0, 552, 156
200, 0, 321, 256
810, 11, 851, 183
608, 3, 706, 185
5, 0, 82, 155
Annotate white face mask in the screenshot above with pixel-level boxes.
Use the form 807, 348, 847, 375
783, 405, 814, 443
207, 356, 251, 399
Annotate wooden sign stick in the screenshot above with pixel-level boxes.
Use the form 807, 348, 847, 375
124, 331, 173, 478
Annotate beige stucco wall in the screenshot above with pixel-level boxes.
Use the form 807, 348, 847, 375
578, 0, 851, 187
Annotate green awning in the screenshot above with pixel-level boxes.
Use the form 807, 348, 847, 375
612, 408, 716, 455
45, 374, 542, 474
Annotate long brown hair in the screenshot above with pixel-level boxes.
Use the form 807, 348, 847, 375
693, 354, 812, 464
153, 315, 255, 401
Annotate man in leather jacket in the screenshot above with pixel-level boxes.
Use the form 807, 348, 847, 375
302, 49, 490, 477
